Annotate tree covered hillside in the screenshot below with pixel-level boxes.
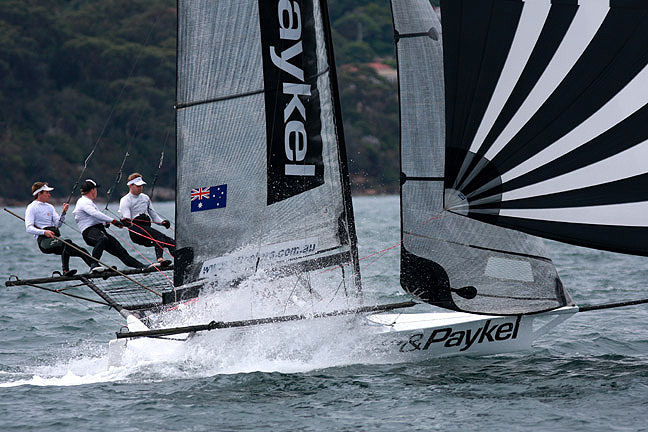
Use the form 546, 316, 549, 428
0, 0, 438, 203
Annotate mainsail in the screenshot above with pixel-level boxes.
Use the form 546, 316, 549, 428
391, 0, 648, 314
175, 0, 360, 298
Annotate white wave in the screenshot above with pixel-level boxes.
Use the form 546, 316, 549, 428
0, 281, 400, 387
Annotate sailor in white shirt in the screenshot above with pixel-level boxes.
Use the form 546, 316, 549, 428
73, 179, 146, 271
119, 173, 174, 265
25, 181, 94, 276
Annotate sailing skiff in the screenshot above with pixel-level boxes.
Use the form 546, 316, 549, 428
7, 0, 648, 364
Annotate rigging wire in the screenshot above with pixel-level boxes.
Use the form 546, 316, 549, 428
149, 129, 170, 201
104, 147, 131, 210
105, 207, 175, 248
66, 12, 163, 204
102, 208, 175, 288
318, 210, 447, 277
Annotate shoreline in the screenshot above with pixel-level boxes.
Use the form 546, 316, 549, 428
0, 190, 397, 207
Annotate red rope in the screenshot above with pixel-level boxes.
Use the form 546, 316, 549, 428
318, 210, 446, 276
125, 222, 175, 248
131, 217, 174, 227
107, 225, 174, 287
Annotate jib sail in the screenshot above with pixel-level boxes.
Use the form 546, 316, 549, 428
175, 0, 360, 294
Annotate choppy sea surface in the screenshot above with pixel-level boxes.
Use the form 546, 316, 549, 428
1, 196, 648, 431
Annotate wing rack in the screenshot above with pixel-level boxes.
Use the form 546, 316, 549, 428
5, 265, 176, 312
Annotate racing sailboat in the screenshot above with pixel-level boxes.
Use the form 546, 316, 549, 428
7, 0, 648, 361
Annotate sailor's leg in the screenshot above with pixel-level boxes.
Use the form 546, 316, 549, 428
104, 232, 145, 268
147, 227, 175, 258
37, 235, 65, 272
61, 243, 71, 272
145, 228, 164, 259
82, 225, 108, 262
129, 225, 154, 247
64, 240, 95, 269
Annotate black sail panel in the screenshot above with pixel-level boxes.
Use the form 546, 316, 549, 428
175, 0, 360, 297
454, 0, 648, 257
471, 3, 579, 168
442, 0, 524, 186
477, 7, 648, 189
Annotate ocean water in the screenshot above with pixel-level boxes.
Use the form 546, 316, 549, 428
1, 196, 648, 431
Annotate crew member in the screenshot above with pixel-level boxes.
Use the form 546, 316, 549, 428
119, 173, 174, 265
25, 182, 95, 276
73, 179, 147, 271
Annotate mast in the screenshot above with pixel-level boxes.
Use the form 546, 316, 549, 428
320, 0, 362, 291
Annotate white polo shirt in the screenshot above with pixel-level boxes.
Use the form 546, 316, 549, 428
73, 195, 113, 233
119, 192, 164, 223
24, 201, 65, 238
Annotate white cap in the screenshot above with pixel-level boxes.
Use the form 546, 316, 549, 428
32, 185, 54, 196
127, 177, 146, 186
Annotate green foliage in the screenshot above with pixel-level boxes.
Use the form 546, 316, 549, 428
0, 0, 175, 202
338, 65, 399, 193
0, 0, 439, 201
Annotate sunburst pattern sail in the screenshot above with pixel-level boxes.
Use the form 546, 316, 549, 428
387, 0, 648, 314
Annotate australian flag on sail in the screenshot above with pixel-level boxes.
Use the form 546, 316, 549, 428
190, 184, 227, 212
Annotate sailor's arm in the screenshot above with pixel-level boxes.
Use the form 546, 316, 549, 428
53, 203, 69, 227
146, 195, 164, 224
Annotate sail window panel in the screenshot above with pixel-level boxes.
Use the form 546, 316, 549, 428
398, 37, 445, 179
391, 0, 439, 35
485, 257, 534, 282
178, 0, 263, 105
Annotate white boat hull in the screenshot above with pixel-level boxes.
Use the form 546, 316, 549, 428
366, 306, 577, 358
107, 306, 578, 366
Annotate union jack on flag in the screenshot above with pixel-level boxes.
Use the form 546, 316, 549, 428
191, 184, 227, 212
191, 187, 210, 201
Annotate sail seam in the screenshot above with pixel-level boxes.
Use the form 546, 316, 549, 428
403, 231, 553, 263
176, 67, 331, 110
405, 176, 444, 182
